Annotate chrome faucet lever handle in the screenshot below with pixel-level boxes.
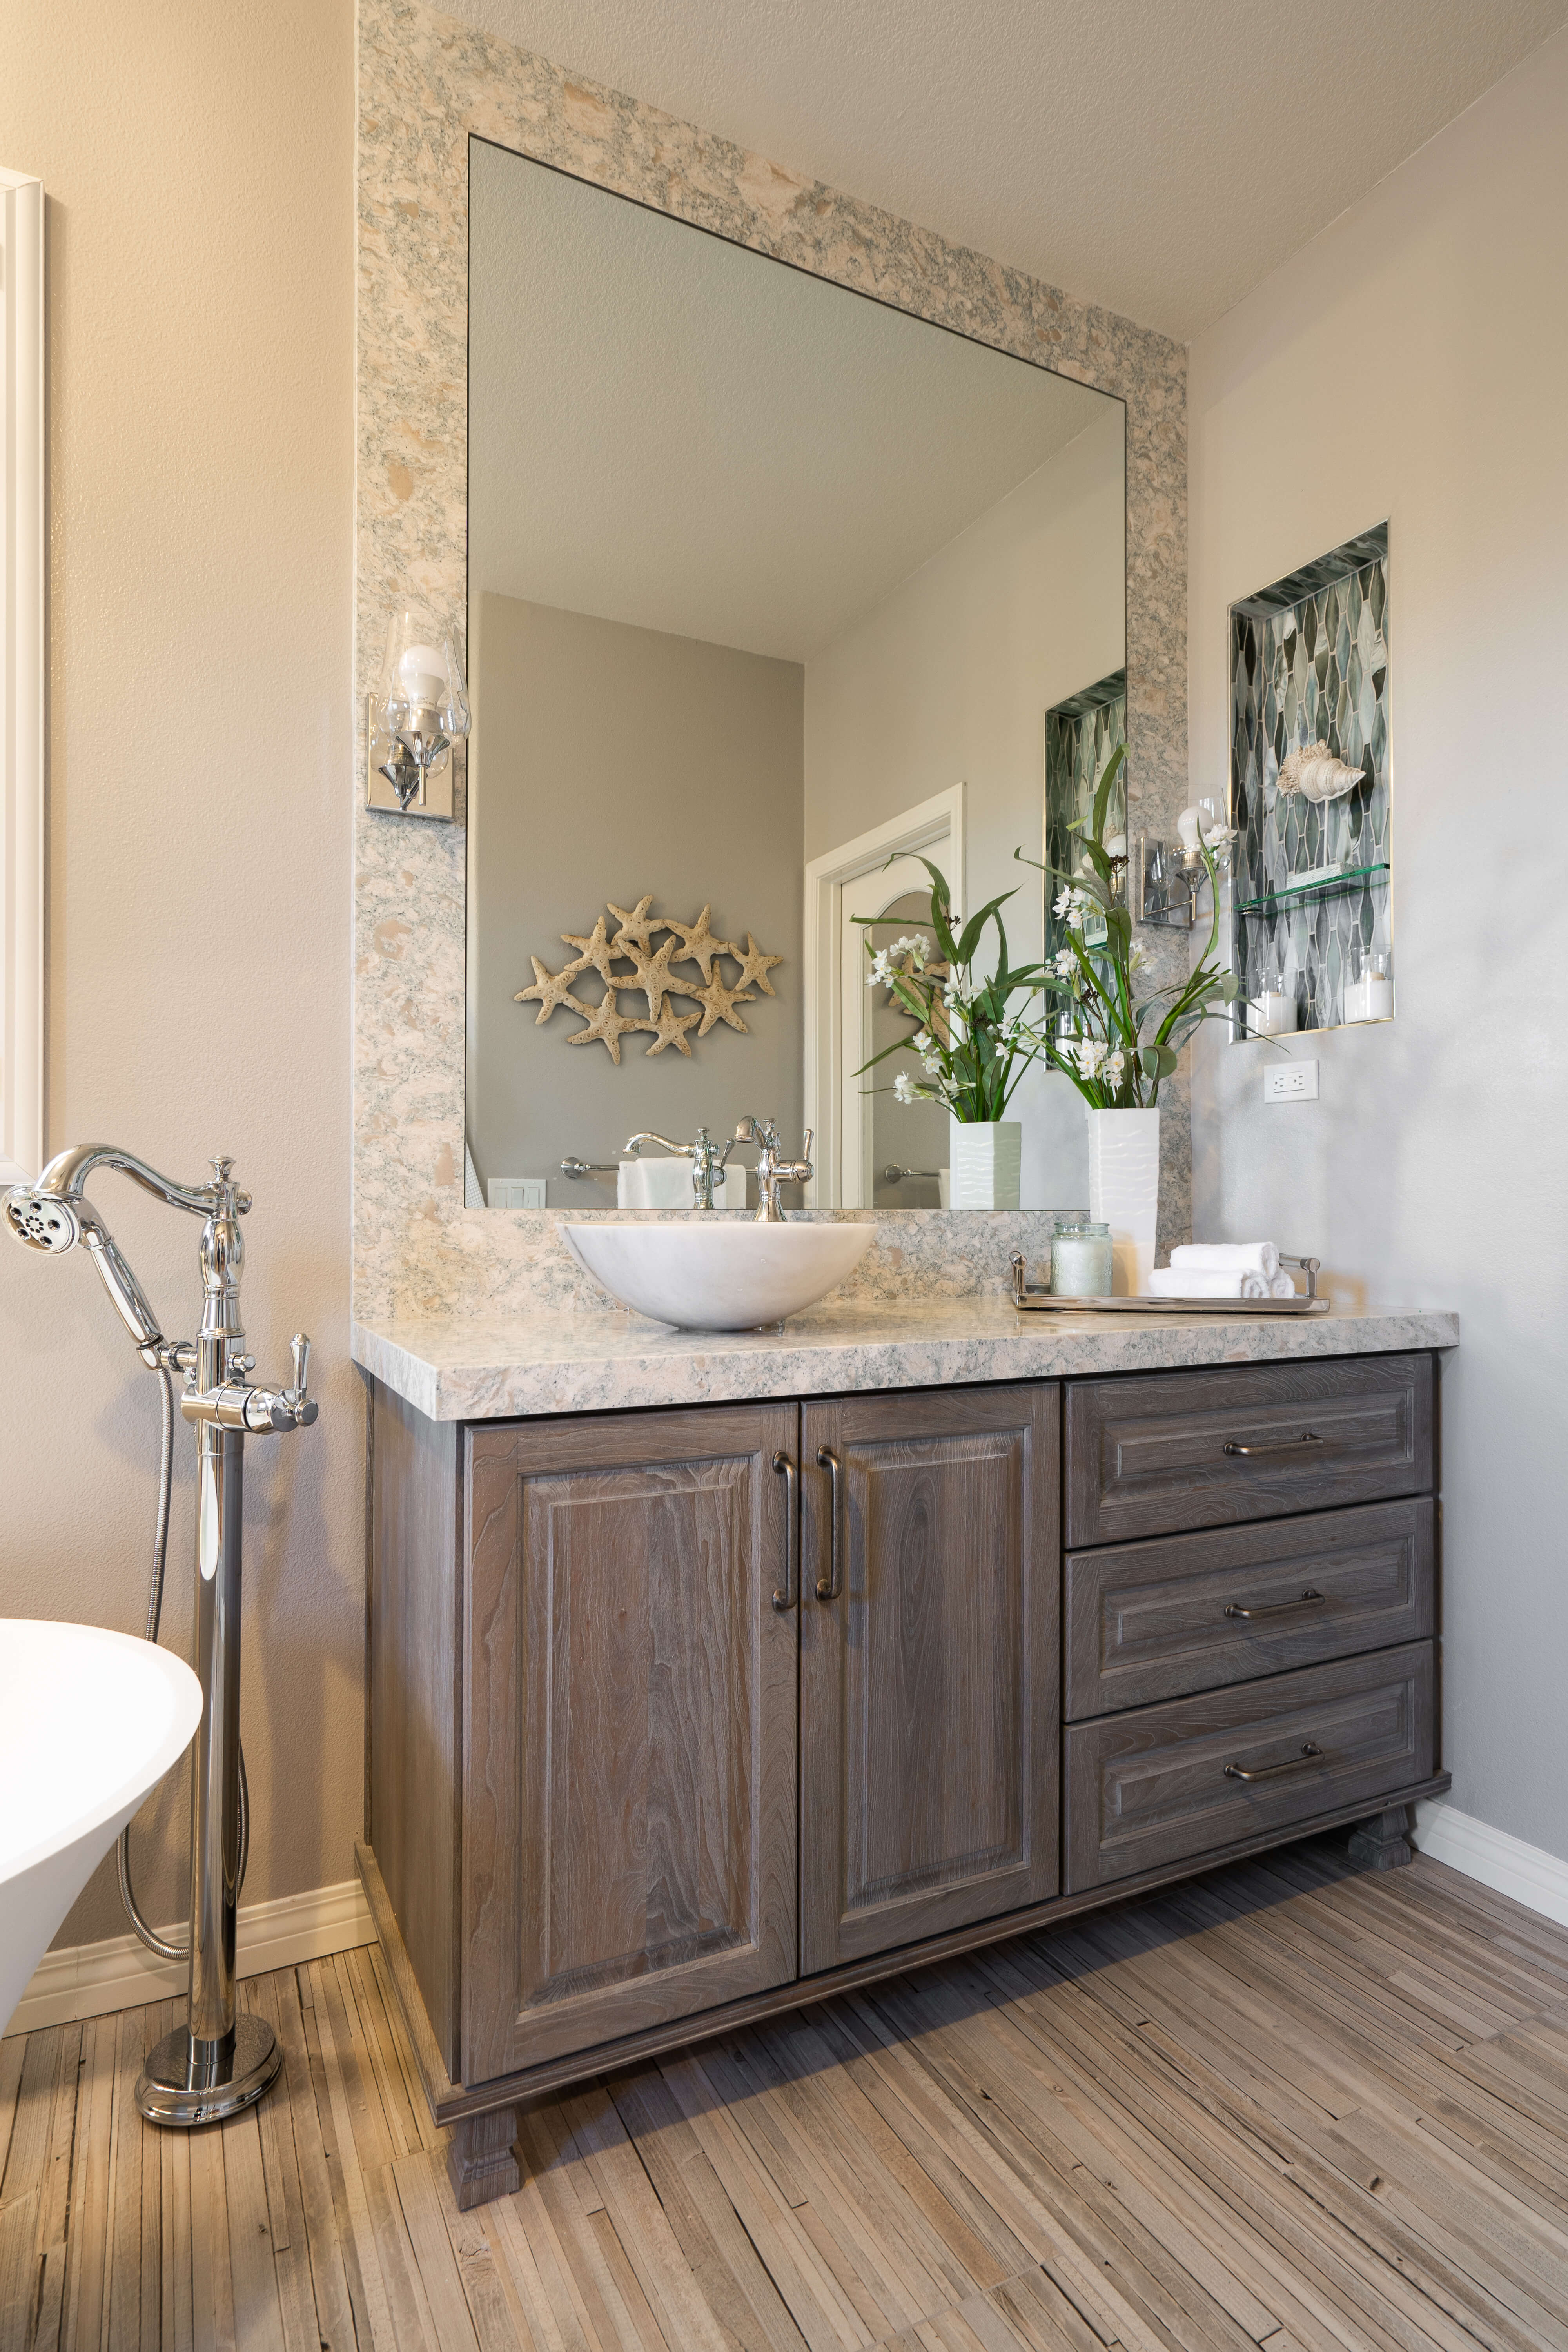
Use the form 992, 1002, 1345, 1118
289, 1331, 312, 1402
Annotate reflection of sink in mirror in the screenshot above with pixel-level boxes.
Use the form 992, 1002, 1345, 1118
464, 139, 1125, 1212
563, 1222, 874, 1331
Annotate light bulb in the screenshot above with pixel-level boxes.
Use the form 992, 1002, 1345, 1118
397, 643, 448, 710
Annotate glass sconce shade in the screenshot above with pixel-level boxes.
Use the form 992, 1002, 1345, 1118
376, 608, 470, 745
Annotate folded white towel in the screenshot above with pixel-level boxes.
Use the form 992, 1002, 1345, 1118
1147, 1267, 1271, 1299
617, 1156, 692, 1209
1169, 1240, 1281, 1281
616, 1158, 748, 1209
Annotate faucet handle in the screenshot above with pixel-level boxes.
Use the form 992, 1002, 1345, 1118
285, 1331, 318, 1424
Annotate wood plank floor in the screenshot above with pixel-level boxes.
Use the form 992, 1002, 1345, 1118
6, 1836, 1568, 2352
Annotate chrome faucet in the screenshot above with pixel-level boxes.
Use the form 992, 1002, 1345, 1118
734, 1116, 814, 1221
5, 1144, 316, 2128
623, 1126, 735, 1209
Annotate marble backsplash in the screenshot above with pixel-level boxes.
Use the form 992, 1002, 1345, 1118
354, 0, 1192, 1321
370, 1205, 1061, 1321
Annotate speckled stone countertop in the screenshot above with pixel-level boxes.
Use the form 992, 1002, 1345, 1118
352, 1299, 1459, 1423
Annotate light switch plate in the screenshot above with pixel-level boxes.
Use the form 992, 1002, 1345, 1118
488, 1177, 546, 1209
1264, 1059, 1319, 1104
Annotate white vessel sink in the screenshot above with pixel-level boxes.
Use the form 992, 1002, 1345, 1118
1, 1620, 202, 2033
564, 1219, 874, 1330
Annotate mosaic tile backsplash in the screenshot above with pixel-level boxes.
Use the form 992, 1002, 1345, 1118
1228, 527, 1391, 1036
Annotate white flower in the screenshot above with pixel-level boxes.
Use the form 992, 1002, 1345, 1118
920, 1051, 943, 1075
1067, 1037, 1109, 1080
1053, 886, 1093, 933
1104, 1050, 1126, 1089
1048, 948, 1078, 980
892, 1070, 918, 1103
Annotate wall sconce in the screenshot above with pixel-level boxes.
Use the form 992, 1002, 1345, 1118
365, 608, 470, 820
1137, 801, 1234, 929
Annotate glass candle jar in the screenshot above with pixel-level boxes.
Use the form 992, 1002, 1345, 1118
1051, 1217, 1114, 1297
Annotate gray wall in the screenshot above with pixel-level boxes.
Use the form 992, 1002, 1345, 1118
1188, 31, 1568, 1857
468, 593, 805, 1205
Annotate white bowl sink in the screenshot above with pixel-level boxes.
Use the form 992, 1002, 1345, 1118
1, 1620, 203, 2034
564, 1219, 874, 1330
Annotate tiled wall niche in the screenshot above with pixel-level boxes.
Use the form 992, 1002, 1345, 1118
1044, 671, 1126, 962
1228, 525, 1392, 1036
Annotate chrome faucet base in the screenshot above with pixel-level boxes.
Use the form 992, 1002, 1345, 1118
136, 2013, 281, 2128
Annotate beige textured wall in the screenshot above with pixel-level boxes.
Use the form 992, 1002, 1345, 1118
0, 0, 358, 1951
1188, 31, 1568, 1855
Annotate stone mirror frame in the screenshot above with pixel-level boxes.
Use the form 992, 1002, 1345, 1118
354, 0, 1189, 1323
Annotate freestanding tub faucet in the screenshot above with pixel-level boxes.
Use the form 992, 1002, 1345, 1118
5, 1144, 317, 2126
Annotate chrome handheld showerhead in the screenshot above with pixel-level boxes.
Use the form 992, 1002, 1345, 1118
4, 1187, 84, 1252
5, 1159, 168, 1354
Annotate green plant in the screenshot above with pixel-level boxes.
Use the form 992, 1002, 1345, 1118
856, 746, 1239, 1118
853, 865, 1055, 1123
1018, 744, 1238, 1106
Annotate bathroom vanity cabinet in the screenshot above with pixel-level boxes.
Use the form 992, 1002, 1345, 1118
360, 1345, 1445, 2209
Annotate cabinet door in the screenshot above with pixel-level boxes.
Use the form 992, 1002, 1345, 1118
461, 1403, 799, 2082
800, 1383, 1059, 1973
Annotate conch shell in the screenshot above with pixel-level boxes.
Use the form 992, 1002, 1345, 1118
1277, 740, 1364, 802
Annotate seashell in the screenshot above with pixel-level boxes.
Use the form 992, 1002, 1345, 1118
1276, 740, 1364, 801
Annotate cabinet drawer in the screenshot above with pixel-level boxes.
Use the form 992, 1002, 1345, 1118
1065, 1353, 1433, 1547
1064, 1642, 1435, 1891
1065, 1497, 1434, 1719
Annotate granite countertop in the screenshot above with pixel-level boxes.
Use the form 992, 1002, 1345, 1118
351, 1297, 1459, 1423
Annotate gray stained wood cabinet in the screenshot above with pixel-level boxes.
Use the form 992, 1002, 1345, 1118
363, 1349, 1447, 2209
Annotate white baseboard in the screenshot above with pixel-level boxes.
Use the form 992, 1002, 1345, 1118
1413, 1800, 1568, 1931
5, 1877, 374, 2038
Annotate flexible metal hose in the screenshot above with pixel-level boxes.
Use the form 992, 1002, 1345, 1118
117, 1362, 249, 1960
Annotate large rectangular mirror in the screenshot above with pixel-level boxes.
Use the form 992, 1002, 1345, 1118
466, 138, 1125, 1211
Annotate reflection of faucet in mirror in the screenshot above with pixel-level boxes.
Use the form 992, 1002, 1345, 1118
734, 1117, 814, 1223
623, 1126, 735, 1209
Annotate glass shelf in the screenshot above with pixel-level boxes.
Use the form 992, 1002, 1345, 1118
1234, 860, 1390, 915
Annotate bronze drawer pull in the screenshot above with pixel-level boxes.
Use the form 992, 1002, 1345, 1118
816, 1445, 842, 1601
771, 1452, 797, 1612
1222, 1432, 1329, 1458
1224, 1587, 1326, 1621
1225, 1741, 1324, 1782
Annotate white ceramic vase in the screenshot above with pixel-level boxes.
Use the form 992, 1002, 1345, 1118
1086, 1106, 1160, 1295
948, 1118, 1022, 1210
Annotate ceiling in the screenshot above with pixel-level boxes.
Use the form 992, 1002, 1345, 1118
469, 139, 1117, 661
445, 0, 1566, 338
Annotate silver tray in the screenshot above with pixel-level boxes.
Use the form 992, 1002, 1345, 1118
1009, 1250, 1327, 1316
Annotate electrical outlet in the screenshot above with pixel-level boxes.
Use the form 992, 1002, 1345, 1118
488, 1176, 546, 1209
1264, 1060, 1319, 1104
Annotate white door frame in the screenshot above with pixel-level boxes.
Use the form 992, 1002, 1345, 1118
1, 168, 44, 1189
803, 784, 965, 1208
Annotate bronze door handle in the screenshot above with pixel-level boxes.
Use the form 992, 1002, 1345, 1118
771, 1451, 797, 1611
1224, 1587, 1326, 1621
1223, 1432, 1329, 1457
1225, 1741, 1324, 1782
815, 1445, 842, 1600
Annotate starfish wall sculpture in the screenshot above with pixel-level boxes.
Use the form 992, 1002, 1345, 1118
515, 899, 784, 1060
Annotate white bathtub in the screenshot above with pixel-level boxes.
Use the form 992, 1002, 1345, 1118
1, 1620, 203, 2035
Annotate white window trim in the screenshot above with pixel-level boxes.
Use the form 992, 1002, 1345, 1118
1, 167, 44, 1190
802, 784, 965, 1209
